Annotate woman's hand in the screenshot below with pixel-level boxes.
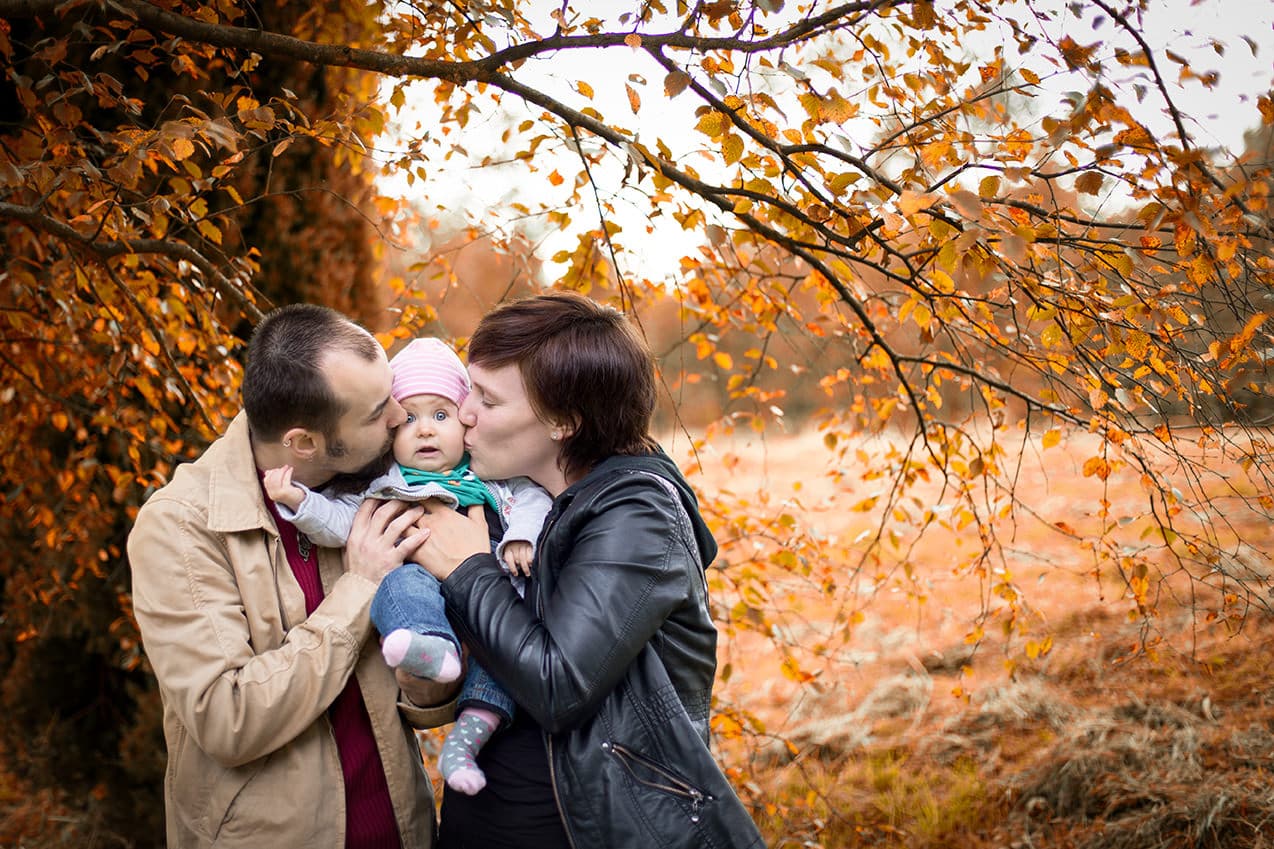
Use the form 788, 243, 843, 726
407, 501, 490, 581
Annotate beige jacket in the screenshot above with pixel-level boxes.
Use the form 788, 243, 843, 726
128, 412, 450, 849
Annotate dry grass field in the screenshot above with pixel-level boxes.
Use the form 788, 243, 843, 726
670, 425, 1274, 848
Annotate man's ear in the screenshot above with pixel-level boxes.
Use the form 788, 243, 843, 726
282, 427, 319, 460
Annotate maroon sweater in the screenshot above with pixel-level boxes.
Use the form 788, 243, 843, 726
266, 494, 401, 849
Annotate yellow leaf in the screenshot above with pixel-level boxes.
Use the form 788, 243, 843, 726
695, 111, 726, 138
722, 133, 743, 165
577, 80, 594, 99
624, 33, 642, 48
978, 174, 1000, 199
1082, 456, 1110, 479
170, 137, 195, 161
828, 172, 859, 195
1042, 428, 1061, 449
821, 89, 858, 123
197, 219, 223, 245
912, 303, 932, 330
898, 189, 937, 216
713, 352, 733, 370
798, 92, 822, 122
1125, 330, 1149, 360
625, 83, 641, 113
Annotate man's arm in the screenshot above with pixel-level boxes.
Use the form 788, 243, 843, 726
128, 497, 426, 767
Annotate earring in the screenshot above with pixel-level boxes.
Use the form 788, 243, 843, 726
550, 431, 561, 441
283, 440, 291, 447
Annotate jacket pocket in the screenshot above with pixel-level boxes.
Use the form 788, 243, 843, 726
602, 740, 715, 823
206, 757, 269, 843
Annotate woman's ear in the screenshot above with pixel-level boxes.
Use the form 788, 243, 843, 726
282, 427, 319, 460
550, 419, 578, 441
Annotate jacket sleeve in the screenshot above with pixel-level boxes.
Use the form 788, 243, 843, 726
492, 477, 553, 564
128, 493, 380, 767
442, 478, 693, 732
276, 483, 361, 548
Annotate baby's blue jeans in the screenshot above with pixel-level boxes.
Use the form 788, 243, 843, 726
370, 562, 515, 722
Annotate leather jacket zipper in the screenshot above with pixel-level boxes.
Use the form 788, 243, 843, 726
546, 734, 579, 849
602, 741, 714, 823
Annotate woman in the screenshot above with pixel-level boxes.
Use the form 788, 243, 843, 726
410, 292, 765, 849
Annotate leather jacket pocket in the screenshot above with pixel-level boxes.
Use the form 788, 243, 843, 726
602, 740, 715, 824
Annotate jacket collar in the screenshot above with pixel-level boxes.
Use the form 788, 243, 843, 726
205, 411, 277, 534
561, 450, 719, 568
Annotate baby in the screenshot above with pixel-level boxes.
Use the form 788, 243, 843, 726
264, 337, 551, 795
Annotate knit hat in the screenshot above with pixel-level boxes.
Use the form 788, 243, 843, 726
389, 338, 470, 406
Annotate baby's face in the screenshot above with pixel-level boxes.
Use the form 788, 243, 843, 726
392, 394, 466, 473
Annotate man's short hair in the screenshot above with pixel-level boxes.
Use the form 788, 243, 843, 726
468, 291, 658, 479
242, 304, 380, 443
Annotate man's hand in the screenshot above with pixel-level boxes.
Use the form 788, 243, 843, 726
396, 666, 462, 709
344, 499, 427, 585
263, 465, 305, 510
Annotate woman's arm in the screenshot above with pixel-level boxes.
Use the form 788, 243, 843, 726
438, 481, 694, 731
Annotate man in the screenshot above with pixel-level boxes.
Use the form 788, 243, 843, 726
128, 304, 458, 849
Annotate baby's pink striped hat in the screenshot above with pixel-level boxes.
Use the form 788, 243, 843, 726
389, 338, 470, 405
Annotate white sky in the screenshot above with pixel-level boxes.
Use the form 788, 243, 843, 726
379, 0, 1274, 282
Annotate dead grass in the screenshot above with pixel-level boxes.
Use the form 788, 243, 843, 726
671, 425, 1274, 849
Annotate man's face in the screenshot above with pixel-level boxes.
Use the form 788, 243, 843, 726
318, 346, 406, 479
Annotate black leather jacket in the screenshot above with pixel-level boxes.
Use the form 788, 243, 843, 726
441, 452, 765, 848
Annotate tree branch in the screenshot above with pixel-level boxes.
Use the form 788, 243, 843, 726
0, 201, 264, 322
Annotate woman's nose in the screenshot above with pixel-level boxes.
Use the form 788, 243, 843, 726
458, 396, 477, 427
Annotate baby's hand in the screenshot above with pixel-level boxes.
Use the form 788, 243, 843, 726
502, 540, 534, 577
263, 465, 305, 510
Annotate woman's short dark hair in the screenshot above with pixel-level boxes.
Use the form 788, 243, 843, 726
242, 303, 380, 443
468, 291, 658, 479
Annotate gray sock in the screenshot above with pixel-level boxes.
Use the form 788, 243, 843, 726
439, 710, 498, 795
381, 628, 461, 682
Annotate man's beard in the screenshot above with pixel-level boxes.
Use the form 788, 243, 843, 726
323, 435, 394, 495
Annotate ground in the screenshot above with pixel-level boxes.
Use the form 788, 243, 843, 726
673, 424, 1274, 849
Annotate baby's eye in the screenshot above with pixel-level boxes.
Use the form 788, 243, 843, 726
433, 410, 449, 422
404, 413, 416, 424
